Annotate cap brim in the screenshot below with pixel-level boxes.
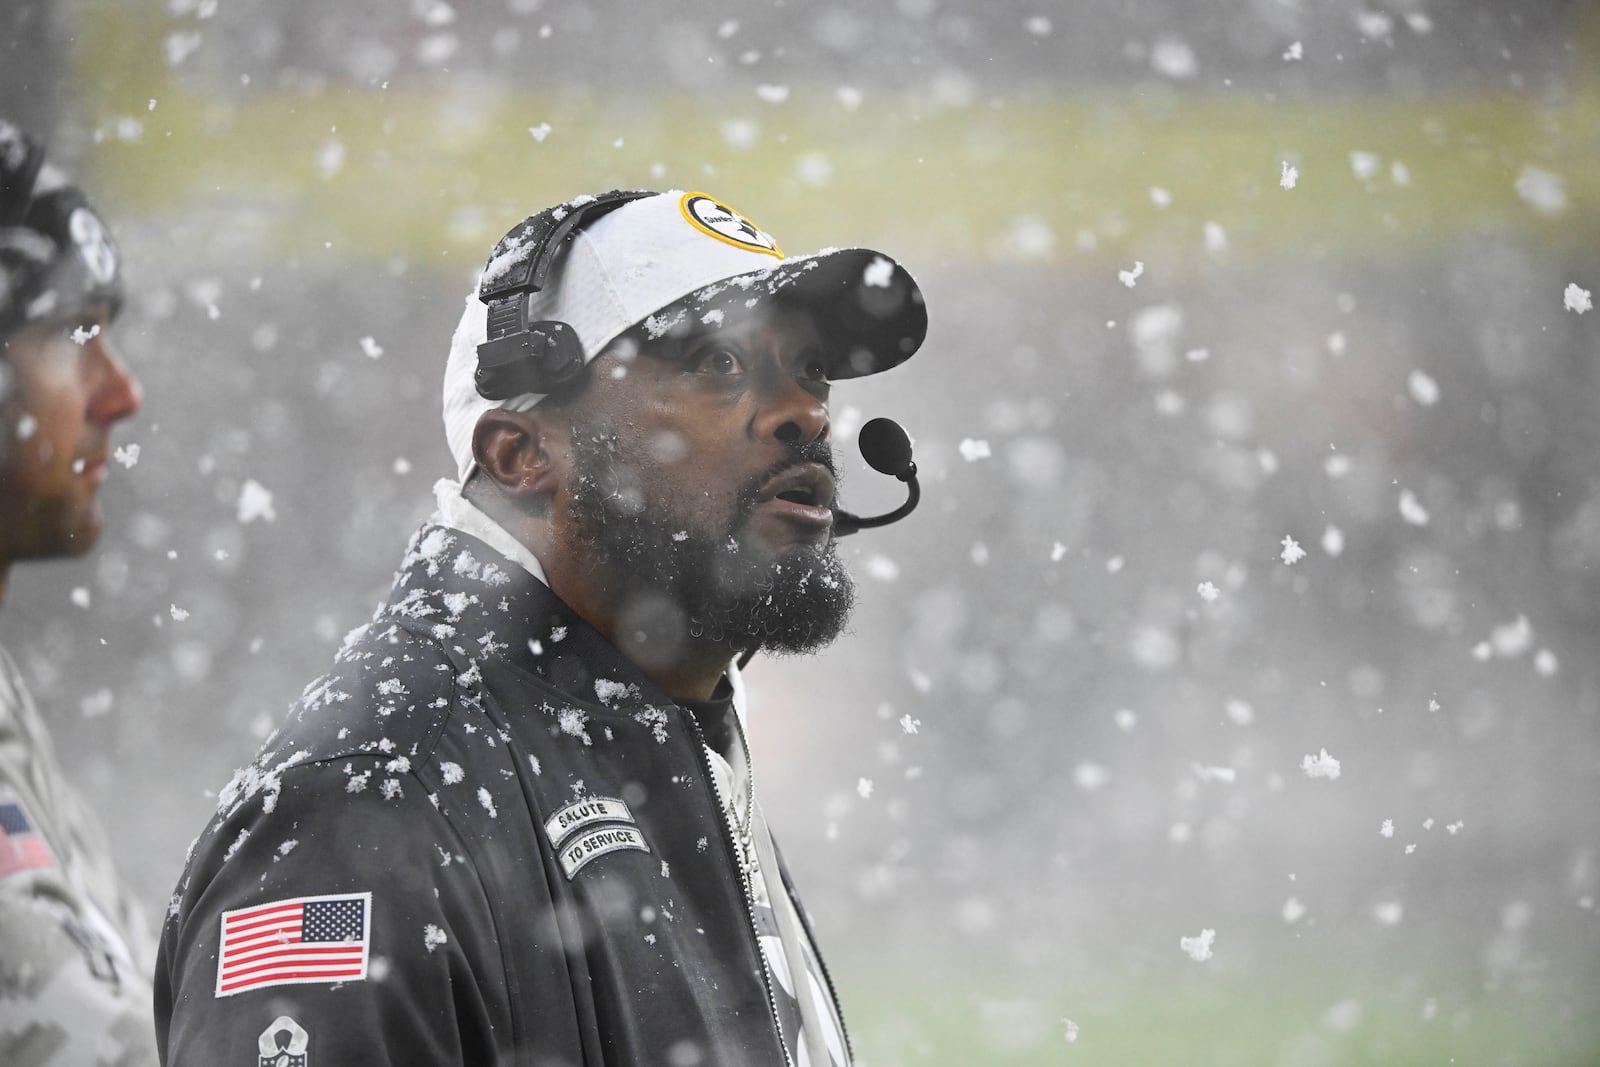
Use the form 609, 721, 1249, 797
677, 248, 927, 379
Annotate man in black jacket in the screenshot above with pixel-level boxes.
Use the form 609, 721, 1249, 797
155, 190, 925, 1065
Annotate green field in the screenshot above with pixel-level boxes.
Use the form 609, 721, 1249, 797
74, 5, 1600, 270
843, 967, 1600, 1066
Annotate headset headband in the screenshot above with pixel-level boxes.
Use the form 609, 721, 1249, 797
474, 189, 651, 400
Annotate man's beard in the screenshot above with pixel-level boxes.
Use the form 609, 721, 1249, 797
566, 427, 855, 660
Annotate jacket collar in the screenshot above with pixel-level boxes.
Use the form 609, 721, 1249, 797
382, 521, 682, 715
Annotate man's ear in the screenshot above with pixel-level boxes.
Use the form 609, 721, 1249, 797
471, 408, 565, 501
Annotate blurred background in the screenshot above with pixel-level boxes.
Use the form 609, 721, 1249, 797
4, 1, 1599, 1063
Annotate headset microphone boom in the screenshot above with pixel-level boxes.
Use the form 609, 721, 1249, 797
833, 417, 920, 536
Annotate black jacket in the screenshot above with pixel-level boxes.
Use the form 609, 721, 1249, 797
155, 523, 846, 1066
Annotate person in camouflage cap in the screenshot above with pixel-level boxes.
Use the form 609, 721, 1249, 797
0, 118, 153, 1067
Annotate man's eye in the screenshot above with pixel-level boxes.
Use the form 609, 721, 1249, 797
696, 348, 743, 375
801, 355, 830, 382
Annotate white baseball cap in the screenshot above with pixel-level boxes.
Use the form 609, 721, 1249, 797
442, 189, 926, 485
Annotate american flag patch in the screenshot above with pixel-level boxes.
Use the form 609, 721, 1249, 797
0, 798, 57, 880
215, 892, 372, 997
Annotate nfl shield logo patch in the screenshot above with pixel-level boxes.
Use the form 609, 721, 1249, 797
258, 1015, 309, 1067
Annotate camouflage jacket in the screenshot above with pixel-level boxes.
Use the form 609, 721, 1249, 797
0, 644, 158, 1067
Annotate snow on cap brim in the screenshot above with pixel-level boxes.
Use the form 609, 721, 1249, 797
666, 247, 926, 380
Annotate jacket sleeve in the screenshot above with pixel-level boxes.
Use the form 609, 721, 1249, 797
0, 875, 158, 1066
155, 756, 511, 1066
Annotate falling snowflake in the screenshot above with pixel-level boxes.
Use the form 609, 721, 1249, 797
1407, 370, 1440, 406
1197, 581, 1220, 601
1283, 41, 1303, 60
170, 604, 190, 622
1280, 536, 1306, 565
899, 714, 921, 734
80, 689, 114, 719
1150, 37, 1197, 80
1356, 11, 1394, 38
1398, 490, 1430, 526
1565, 283, 1592, 314
856, 777, 874, 799
1282, 897, 1306, 923
1179, 928, 1215, 961
1349, 151, 1381, 181
1321, 525, 1345, 557
1373, 900, 1404, 926
359, 336, 384, 359
1280, 161, 1299, 189
1117, 260, 1144, 288
423, 924, 448, 953
1534, 649, 1560, 677
528, 122, 553, 142
1515, 166, 1567, 214
1061, 1018, 1079, 1043
1301, 748, 1341, 780
478, 787, 498, 818
70, 323, 101, 345
237, 479, 276, 523
1074, 763, 1111, 791
958, 438, 992, 462
1380, 819, 1395, 837
113, 443, 140, 468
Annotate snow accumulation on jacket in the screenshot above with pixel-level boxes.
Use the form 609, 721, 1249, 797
155, 522, 847, 1066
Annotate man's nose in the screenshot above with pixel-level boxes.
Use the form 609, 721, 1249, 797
754, 377, 829, 448
88, 342, 142, 425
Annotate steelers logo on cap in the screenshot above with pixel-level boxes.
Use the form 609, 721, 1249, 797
679, 193, 783, 259
68, 207, 117, 286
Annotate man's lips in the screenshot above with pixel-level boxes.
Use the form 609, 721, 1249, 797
78, 453, 110, 485
754, 463, 836, 530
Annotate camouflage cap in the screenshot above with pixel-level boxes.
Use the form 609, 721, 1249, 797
0, 119, 124, 338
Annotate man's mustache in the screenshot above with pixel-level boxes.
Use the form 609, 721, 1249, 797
733, 441, 839, 519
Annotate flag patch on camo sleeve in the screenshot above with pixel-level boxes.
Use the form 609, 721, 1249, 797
215, 892, 371, 997
0, 796, 57, 880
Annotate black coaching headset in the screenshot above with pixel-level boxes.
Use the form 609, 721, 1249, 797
473, 189, 653, 402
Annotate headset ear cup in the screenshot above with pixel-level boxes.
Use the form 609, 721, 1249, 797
528, 320, 586, 390
473, 319, 586, 399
